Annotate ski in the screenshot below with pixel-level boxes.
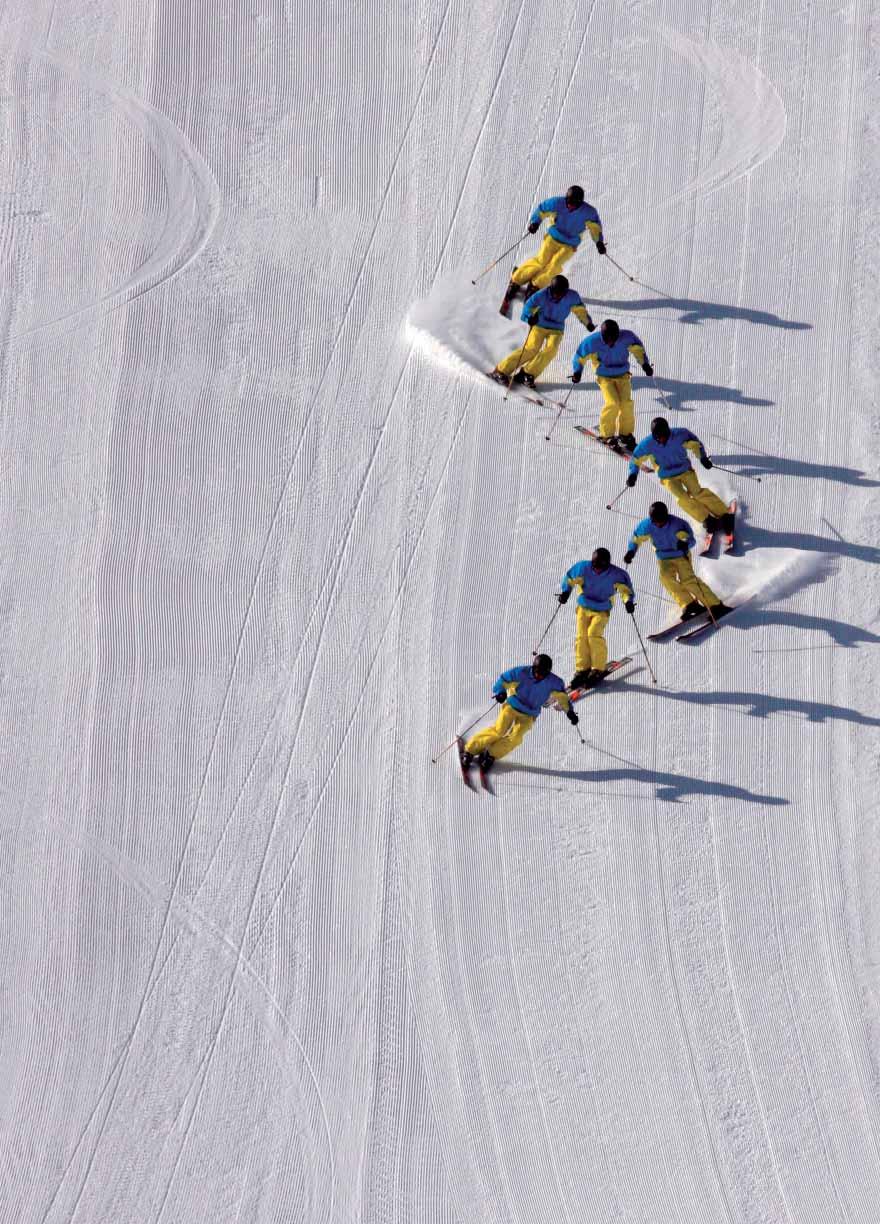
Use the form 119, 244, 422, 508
572, 424, 634, 459
484, 371, 568, 414
478, 763, 496, 795
647, 611, 711, 642
699, 525, 716, 555
676, 597, 754, 644
568, 656, 634, 703
456, 736, 479, 792
722, 499, 737, 554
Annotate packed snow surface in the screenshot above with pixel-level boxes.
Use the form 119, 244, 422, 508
2, 1, 880, 1222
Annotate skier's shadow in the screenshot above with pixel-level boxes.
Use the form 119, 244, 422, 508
713, 451, 880, 489
745, 610, 880, 649
502, 761, 788, 806
623, 681, 880, 727
543, 377, 773, 413
737, 522, 880, 565
585, 295, 812, 331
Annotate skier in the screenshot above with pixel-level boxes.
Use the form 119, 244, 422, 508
626, 417, 732, 533
623, 501, 732, 621
500, 185, 606, 317
490, 275, 594, 389
461, 653, 577, 772
557, 547, 635, 689
569, 318, 652, 450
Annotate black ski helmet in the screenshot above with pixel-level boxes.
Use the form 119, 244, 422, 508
548, 274, 569, 300
600, 319, 620, 345
566, 185, 585, 207
532, 653, 553, 678
591, 547, 611, 571
650, 416, 670, 441
649, 501, 669, 525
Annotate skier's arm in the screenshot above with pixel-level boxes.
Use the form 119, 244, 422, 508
572, 304, 595, 330
494, 667, 520, 699
628, 341, 647, 365
676, 526, 696, 552
529, 197, 558, 229
586, 219, 603, 243
626, 527, 650, 556
613, 578, 635, 603
550, 687, 571, 712
521, 290, 542, 325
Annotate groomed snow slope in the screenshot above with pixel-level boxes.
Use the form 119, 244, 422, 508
1, 1, 879, 1222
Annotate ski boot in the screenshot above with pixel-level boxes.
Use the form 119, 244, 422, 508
680, 600, 705, 621
569, 668, 592, 690
477, 750, 495, 772
512, 369, 536, 389
720, 511, 735, 534
489, 367, 510, 385
618, 433, 637, 452
711, 602, 734, 620
459, 747, 475, 769
703, 514, 721, 534
583, 667, 608, 689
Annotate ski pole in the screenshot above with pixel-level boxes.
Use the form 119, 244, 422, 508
431, 704, 496, 764
544, 387, 574, 442
710, 462, 762, 483
532, 601, 563, 654
568, 712, 586, 746
606, 484, 629, 510
628, 612, 657, 685
471, 233, 529, 285
504, 326, 535, 401
604, 253, 637, 283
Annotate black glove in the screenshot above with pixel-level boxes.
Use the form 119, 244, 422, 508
566, 709, 580, 725
528, 313, 539, 325
494, 690, 506, 704
585, 317, 596, 332
570, 369, 582, 384
626, 472, 638, 488
527, 220, 540, 234
678, 539, 690, 554
623, 549, 635, 565
596, 240, 607, 255
557, 589, 571, 604
642, 362, 654, 377
700, 456, 713, 469
624, 598, 636, 615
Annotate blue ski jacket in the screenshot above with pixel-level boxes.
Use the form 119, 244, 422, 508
628, 427, 707, 480
529, 195, 603, 249
494, 665, 571, 717
628, 514, 696, 559
561, 561, 634, 612
573, 329, 648, 377
522, 287, 591, 332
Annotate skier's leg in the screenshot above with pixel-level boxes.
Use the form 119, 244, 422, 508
512, 236, 557, 287
524, 329, 562, 376
660, 472, 710, 522
574, 604, 591, 673
531, 238, 576, 289
657, 558, 692, 608
685, 470, 729, 519
464, 705, 510, 756
616, 374, 635, 437
672, 556, 722, 608
497, 328, 543, 376
584, 609, 610, 669
486, 708, 535, 760
597, 377, 623, 437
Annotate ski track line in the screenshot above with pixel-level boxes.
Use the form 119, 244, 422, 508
249, 385, 474, 952
58, 14, 478, 1193
13, 52, 221, 340
140, 374, 471, 1220
801, 0, 880, 1197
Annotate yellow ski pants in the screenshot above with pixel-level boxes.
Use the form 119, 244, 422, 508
597, 374, 634, 437
657, 555, 721, 610
497, 326, 563, 377
660, 469, 728, 523
575, 606, 610, 671
465, 703, 536, 762
512, 235, 576, 289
